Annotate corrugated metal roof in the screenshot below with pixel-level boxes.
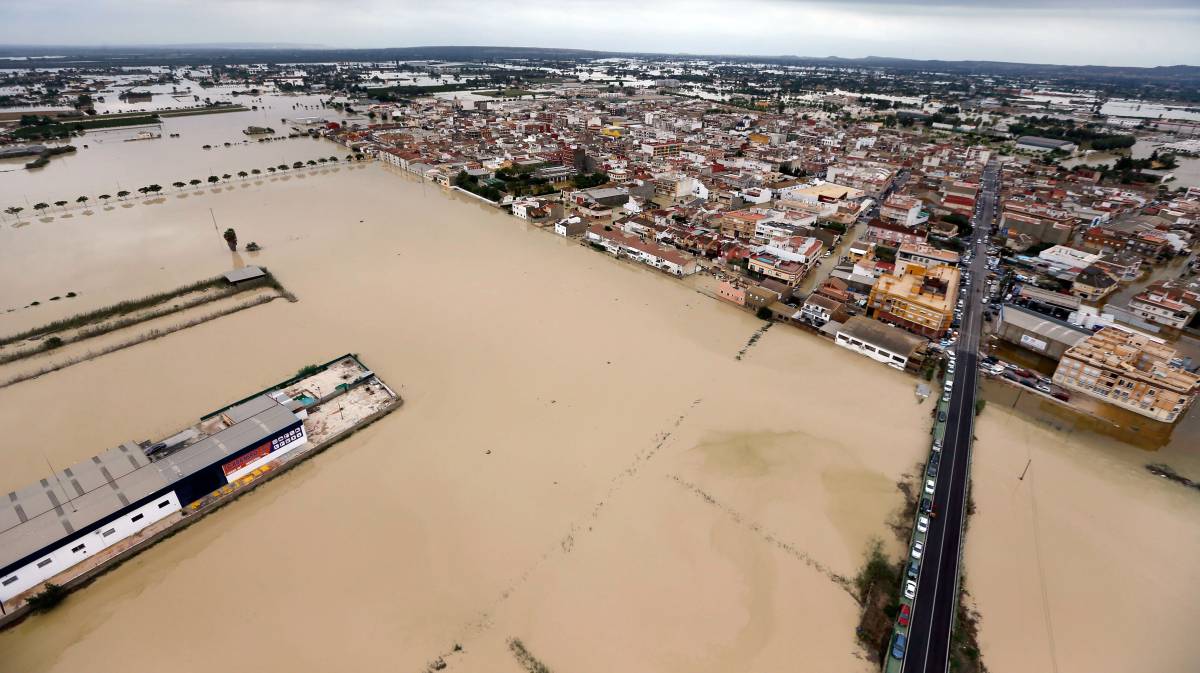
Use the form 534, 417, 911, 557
999, 304, 1090, 346
0, 397, 299, 574
223, 266, 265, 283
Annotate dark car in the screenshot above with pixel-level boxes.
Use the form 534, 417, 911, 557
892, 633, 908, 660
926, 462, 939, 478
920, 497, 932, 513
907, 561, 920, 580
938, 411, 947, 422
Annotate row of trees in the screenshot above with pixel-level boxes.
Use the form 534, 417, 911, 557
4, 153, 368, 221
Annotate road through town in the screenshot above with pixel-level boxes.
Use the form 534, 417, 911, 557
901, 159, 999, 673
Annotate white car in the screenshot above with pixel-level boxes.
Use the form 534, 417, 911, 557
911, 540, 925, 559
947, 362, 956, 374
924, 479, 936, 495
917, 515, 930, 533
905, 579, 917, 600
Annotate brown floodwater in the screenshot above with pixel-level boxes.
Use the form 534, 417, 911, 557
1, 112, 1197, 671
0, 163, 934, 672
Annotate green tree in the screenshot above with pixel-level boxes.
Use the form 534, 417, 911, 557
207, 175, 219, 185
250, 168, 261, 175
75, 195, 88, 206
117, 190, 130, 200
172, 181, 185, 191
33, 202, 49, 214
4, 206, 24, 221
223, 227, 238, 251
189, 179, 201, 187
98, 194, 111, 203
54, 200, 68, 211
237, 171, 248, 179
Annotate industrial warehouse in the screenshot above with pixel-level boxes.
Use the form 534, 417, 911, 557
0, 355, 400, 614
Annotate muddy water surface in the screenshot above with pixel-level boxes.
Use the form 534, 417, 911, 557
0, 165, 930, 672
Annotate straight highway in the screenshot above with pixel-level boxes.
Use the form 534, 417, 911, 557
901, 159, 999, 673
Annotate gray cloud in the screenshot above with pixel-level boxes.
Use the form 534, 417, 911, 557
0, 0, 1196, 66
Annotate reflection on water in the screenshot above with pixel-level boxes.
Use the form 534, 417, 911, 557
981, 378, 1199, 462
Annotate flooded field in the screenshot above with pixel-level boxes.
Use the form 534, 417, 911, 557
0, 86, 346, 207
967, 403, 1200, 673
2, 104, 1198, 671
0, 164, 931, 672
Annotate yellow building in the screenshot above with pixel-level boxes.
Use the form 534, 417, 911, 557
1052, 327, 1200, 423
601, 125, 624, 138
867, 264, 959, 337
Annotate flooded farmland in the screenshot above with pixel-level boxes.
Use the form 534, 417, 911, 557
1, 107, 1198, 673
0, 159, 932, 672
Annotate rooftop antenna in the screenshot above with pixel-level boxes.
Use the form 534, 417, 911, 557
45, 455, 77, 513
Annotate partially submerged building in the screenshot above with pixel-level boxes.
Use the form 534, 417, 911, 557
1, 395, 306, 603
835, 316, 926, 370
1052, 327, 1200, 423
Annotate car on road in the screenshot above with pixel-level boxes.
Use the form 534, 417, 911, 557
898, 603, 911, 626
932, 440, 942, 452
917, 515, 930, 533
924, 478, 936, 494
911, 540, 924, 559
938, 411, 947, 422
947, 361, 955, 374
903, 579, 917, 602
920, 497, 932, 513
926, 461, 939, 478
942, 390, 951, 402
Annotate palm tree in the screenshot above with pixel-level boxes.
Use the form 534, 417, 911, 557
137, 187, 149, 195
189, 179, 201, 187
221, 173, 231, 181
5, 206, 24, 222
207, 175, 219, 184
317, 157, 327, 164
237, 171, 248, 179
98, 194, 111, 203
223, 227, 238, 251
33, 202, 49, 214
172, 181, 185, 191
277, 164, 288, 171
76, 196, 89, 207
54, 200, 68, 211
329, 155, 339, 162
306, 159, 316, 166
148, 184, 162, 194
116, 190, 130, 200
251, 168, 261, 176
266, 167, 276, 174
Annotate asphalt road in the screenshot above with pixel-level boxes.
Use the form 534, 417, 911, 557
901, 159, 999, 673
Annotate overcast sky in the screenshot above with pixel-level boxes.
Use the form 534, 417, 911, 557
2, 0, 1197, 67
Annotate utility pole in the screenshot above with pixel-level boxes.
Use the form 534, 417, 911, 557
1019, 458, 1032, 481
